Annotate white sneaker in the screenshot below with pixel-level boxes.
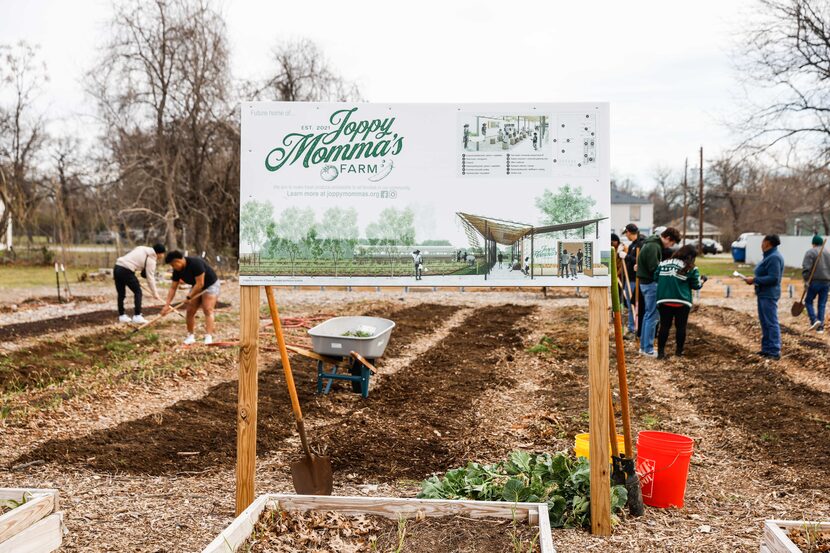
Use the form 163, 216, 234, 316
118, 314, 131, 323
204, 334, 213, 345
639, 349, 658, 358
809, 320, 821, 331
132, 314, 148, 324
183, 334, 196, 345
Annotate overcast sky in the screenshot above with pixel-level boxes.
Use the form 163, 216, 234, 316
0, 0, 756, 190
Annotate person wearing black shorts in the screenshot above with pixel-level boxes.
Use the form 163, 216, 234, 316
162, 251, 220, 344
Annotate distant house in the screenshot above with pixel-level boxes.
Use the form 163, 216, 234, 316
611, 188, 653, 235
786, 206, 828, 236
661, 216, 722, 241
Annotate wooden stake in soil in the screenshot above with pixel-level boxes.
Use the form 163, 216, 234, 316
587, 286, 611, 536
236, 286, 260, 515
54, 263, 62, 303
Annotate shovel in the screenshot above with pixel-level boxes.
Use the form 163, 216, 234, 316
610, 252, 645, 516
792, 238, 827, 317
265, 286, 333, 495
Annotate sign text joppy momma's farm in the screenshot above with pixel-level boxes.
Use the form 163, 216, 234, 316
240, 102, 611, 287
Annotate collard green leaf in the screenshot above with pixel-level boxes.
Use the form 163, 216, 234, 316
417, 450, 628, 530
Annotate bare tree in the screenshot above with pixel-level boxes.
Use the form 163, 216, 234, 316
0, 41, 49, 245
650, 165, 684, 224
737, 0, 830, 161
705, 155, 764, 242
246, 38, 361, 102
89, 0, 236, 251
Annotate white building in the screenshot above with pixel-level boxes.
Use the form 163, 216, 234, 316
611, 189, 653, 236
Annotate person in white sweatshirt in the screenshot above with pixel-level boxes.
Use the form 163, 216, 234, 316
113, 243, 166, 323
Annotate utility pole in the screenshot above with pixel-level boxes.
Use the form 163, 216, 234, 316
682, 157, 688, 244
698, 147, 704, 255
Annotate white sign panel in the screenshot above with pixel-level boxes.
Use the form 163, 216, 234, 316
240, 102, 610, 287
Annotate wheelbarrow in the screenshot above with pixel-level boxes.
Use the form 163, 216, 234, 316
287, 316, 396, 398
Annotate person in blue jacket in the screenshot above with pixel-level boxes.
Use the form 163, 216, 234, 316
744, 234, 784, 360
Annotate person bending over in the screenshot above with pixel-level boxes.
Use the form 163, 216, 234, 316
162, 251, 220, 345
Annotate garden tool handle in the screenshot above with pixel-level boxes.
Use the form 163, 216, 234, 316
609, 394, 619, 458
610, 252, 635, 458
265, 287, 303, 423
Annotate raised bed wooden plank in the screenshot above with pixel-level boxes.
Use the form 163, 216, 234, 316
0, 513, 62, 553
203, 495, 269, 553
0, 494, 55, 543
0, 488, 62, 553
0, 488, 57, 503
763, 520, 830, 553
203, 494, 556, 553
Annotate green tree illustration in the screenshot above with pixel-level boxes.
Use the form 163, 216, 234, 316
240, 200, 274, 262
535, 185, 599, 238
276, 207, 316, 275
365, 207, 415, 276
318, 207, 359, 276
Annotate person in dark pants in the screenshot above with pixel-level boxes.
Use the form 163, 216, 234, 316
411, 249, 423, 280
623, 224, 644, 335
655, 245, 707, 359
113, 243, 166, 324
744, 234, 784, 360
577, 248, 584, 272
801, 234, 830, 333
497, 251, 503, 268
636, 227, 681, 357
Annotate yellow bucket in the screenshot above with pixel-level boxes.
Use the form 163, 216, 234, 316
574, 433, 626, 462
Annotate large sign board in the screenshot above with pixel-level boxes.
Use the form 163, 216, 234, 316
240, 102, 610, 287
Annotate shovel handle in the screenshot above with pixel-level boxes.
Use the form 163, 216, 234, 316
610, 252, 635, 459
264, 287, 303, 422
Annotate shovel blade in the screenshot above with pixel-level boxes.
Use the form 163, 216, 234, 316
791, 301, 805, 317
290, 455, 333, 496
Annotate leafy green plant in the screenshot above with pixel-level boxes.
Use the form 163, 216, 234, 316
641, 413, 661, 430
418, 451, 627, 529
342, 329, 373, 338
527, 336, 558, 355
0, 492, 32, 516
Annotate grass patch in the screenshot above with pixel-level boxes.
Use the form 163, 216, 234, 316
0, 265, 96, 288
695, 255, 800, 279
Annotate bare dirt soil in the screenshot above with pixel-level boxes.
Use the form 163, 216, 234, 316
1, 286, 828, 552
0, 301, 231, 341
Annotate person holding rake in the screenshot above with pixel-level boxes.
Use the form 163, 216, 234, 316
162, 251, 220, 345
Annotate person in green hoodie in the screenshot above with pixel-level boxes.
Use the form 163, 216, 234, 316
655, 245, 708, 359
635, 227, 681, 356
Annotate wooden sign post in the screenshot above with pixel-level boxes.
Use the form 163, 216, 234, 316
587, 286, 611, 536
236, 286, 260, 515
234, 285, 613, 536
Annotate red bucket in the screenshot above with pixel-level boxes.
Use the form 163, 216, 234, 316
635, 431, 694, 508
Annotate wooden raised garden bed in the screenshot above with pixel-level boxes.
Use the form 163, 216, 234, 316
204, 494, 556, 553
0, 488, 64, 553
761, 520, 830, 553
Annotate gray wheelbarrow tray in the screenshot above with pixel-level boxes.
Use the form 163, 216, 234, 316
307, 316, 396, 358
